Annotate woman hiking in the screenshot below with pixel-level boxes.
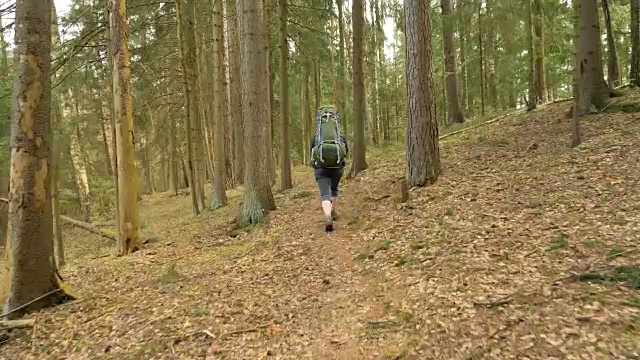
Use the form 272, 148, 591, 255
310, 105, 349, 232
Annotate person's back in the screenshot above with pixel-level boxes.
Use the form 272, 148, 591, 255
310, 106, 349, 232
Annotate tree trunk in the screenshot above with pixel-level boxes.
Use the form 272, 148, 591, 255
1, 0, 66, 318
405, 0, 440, 187
210, 0, 227, 209
368, 2, 379, 146
486, 0, 498, 110
51, 3, 64, 269
314, 59, 321, 108
337, 0, 348, 136
457, 0, 468, 114
279, 0, 292, 190
228, 0, 243, 185
176, 0, 200, 215
478, 4, 485, 116
632, 0, 640, 86
186, 0, 206, 210
237, 0, 276, 225
525, 0, 536, 110
110, 0, 142, 255
602, 0, 619, 88
349, 0, 367, 177
577, 0, 611, 114
264, 0, 276, 187
442, 0, 465, 124
533, 0, 547, 103
68, 95, 91, 221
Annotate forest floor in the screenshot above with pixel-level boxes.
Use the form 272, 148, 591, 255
3, 94, 640, 359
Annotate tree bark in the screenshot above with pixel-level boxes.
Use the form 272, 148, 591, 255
337, 0, 348, 136
237, 0, 276, 225
279, 0, 292, 190
631, 0, 640, 86
349, 0, 367, 177
110, 0, 142, 255
602, 0, 619, 88
228, 0, 243, 185
1, 0, 66, 318
51, 3, 64, 269
176, 0, 200, 215
442, 0, 465, 124
460, 1, 471, 112
405, 0, 440, 187
533, 0, 547, 103
577, 0, 611, 114
211, 0, 228, 208
525, 0, 536, 110
486, 0, 498, 110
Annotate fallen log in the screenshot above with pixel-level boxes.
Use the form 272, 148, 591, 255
61, 215, 116, 241
0, 319, 35, 331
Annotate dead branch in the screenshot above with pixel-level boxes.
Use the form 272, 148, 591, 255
61, 215, 117, 241
473, 297, 513, 309
220, 324, 271, 338
0, 289, 62, 319
0, 319, 35, 331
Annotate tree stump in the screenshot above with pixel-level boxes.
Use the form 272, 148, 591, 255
396, 179, 409, 203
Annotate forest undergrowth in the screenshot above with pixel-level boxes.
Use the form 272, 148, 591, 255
2, 99, 640, 359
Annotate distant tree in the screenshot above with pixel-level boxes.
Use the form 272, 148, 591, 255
211, 0, 227, 208
279, 0, 292, 190
577, 0, 611, 114
631, 0, 639, 86
602, 0, 619, 88
441, 0, 465, 124
405, 0, 440, 187
350, 0, 368, 177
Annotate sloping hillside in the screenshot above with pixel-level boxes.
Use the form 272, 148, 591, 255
2, 96, 640, 359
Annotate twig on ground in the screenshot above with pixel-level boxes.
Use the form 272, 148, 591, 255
607, 247, 638, 259
367, 194, 390, 201
473, 297, 513, 309
220, 323, 271, 338
0, 289, 61, 319
523, 247, 540, 258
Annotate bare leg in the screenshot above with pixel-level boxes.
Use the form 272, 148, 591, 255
331, 197, 338, 219
322, 200, 333, 218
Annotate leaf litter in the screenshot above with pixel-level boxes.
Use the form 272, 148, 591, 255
1, 96, 640, 359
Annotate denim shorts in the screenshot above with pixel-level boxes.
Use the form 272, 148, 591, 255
314, 167, 344, 202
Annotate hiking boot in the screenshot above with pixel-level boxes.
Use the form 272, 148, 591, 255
325, 216, 334, 232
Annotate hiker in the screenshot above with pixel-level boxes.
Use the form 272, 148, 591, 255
310, 105, 349, 232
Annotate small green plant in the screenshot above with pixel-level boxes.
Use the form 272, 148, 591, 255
609, 247, 624, 257
191, 307, 210, 317
395, 257, 407, 267
293, 191, 312, 199
625, 295, 640, 308
445, 208, 456, 217
533, 210, 545, 217
567, 159, 578, 165
375, 240, 392, 252
549, 234, 569, 250
383, 301, 392, 312
357, 252, 374, 260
